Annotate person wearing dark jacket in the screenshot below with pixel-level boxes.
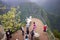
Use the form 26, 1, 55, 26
6, 29, 12, 40
26, 28, 29, 35
25, 34, 29, 40
30, 30, 34, 40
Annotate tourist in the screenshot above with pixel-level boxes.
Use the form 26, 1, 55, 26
43, 25, 47, 32
33, 22, 36, 30
26, 28, 29, 35
30, 30, 34, 40
26, 23, 30, 29
25, 34, 29, 40
6, 29, 12, 40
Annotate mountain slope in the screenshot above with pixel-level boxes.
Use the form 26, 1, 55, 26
18, 2, 47, 24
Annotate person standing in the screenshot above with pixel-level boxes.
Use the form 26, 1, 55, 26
26, 23, 30, 29
33, 22, 36, 30
6, 29, 12, 40
30, 30, 34, 40
26, 28, 29, 35
43, 25, 47, 32
25, 34, 29, 40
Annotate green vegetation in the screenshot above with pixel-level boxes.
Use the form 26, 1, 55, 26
47, 28, 56, 40
0, 7, 26, 33
53, 29, 60, 40
47, 13, 60, 39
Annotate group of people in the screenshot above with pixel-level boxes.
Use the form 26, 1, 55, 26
20, 22, 36, 40
5, 21, 47, 40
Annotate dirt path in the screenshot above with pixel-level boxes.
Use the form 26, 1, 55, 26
10, 18, 49, 40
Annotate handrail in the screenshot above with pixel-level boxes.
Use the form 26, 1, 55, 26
47, 28, 56, 40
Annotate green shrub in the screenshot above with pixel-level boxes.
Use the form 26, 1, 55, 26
53, 29, 60, 39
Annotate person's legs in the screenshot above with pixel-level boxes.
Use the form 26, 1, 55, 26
26, 27, 29, 35
7, 37, 8, 40
31, 36, 32, 40
44, 30, 46, 32
31, 36, 33, 40
22, 30, 24, 36
7, 36, 10, 40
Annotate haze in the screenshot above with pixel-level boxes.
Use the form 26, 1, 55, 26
1, 0, 60, 15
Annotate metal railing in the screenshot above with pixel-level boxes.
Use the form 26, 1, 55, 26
47, 28, 56, 40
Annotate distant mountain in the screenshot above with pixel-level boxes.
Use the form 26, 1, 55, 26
32, 0, 60, 16
18, 2, 47, 24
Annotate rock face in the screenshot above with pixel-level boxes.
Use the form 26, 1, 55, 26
0, 25, 6, 40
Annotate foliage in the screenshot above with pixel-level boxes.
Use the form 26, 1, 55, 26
47, 13, 60, 31
0, 7, 22, 33
53, 29, 60, 39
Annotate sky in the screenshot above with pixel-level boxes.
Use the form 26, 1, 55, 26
1, 0, 60, 6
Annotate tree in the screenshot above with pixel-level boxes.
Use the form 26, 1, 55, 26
0, 7, 21, 32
